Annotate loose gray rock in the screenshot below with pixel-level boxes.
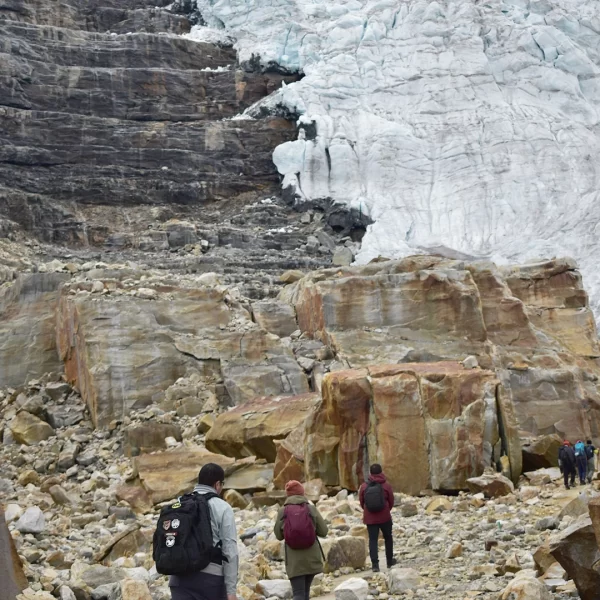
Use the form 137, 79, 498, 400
388, 568, 421, 593
332, 246, 354, 266
334, 577, 369, 600
15, 506, 46, 534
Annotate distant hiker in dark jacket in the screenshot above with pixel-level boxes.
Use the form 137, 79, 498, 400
274, 481, 328, 600
558, 441, 577, 489
359, 464, 396, 572
586, 440, 597, 483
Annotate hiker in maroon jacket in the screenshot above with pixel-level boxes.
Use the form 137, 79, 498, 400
358, 464, 397, 572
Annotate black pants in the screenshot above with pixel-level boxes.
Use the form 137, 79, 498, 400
290, 574, 315, 600
170, 572, 226, 600
563, 466, 576, 488
576, 457, 588, 484
367, 520, 393, 568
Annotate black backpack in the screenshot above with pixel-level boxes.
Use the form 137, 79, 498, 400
586, 445, 595, 460
364, 481, 386, 513
153, 492, 222, 575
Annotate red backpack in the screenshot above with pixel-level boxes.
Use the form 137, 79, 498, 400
283, 504, 316, 550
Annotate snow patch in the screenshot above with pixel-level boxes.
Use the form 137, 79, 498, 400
183, 24, 236, 46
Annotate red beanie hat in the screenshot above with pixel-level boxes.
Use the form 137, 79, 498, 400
564, 440, 570, 445
285, 480, 305, 496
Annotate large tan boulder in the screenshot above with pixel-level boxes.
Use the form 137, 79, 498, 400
121, 579, 152, 600
305, 362, 504, 494
466, 473, 514, 498
115, 483, 153, 514
206, 393, 319, 462
223, 462, 274, 493
321, 536, 367, 573
549, 514, 600, 600
134, 447, 235, 504
57, 285, 308, 427
273, 425, 306, 489
10, 411, 54, 445
282, 256, 600, 476
123, 423, 182, 457
499, 570, 551, 600
0, 507, 28, 599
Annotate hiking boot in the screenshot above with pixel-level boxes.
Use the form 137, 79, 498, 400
387, 558, 398, 568
566, 485, 570, 489
372, 566, 380, 573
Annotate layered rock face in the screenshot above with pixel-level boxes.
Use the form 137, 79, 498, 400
0, 0, 298, 245
282, 256, 600, 447
55, 276, 308, 427
0, 273, 69, 387
305, 363, 504, 495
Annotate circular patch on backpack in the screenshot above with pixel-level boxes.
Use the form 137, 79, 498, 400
172, 519, 180, 529
166, 535, 175, 548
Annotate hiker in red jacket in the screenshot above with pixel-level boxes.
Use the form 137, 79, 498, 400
358, 464, 396, 572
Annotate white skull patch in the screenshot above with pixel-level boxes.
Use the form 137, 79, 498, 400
172, 519, 180, 529
166, 535, 175, 548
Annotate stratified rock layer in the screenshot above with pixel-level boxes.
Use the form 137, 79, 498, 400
56, 281, 308, 427
0, 273, 69, 387
305, 362, 504, 495
282, 256, 600, 449
0, 0, 298, 245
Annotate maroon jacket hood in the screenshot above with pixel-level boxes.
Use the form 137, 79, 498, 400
369, 473, 387, 484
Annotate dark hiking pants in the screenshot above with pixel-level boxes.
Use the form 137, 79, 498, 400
367, 520, 394, 568
563, 466, 576, 488
290, 574, 315, 600
577, 456, 588, 484
169, 572, 226, 600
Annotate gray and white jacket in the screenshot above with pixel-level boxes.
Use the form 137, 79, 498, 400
169, 484, 239, 595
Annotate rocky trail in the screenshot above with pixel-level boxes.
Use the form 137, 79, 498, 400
1, 376, 599, 600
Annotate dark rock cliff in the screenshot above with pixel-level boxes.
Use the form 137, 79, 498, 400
0, 0, 299, 245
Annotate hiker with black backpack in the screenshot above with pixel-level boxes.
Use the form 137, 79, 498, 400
359, 464, 396, 573
558, 441, 577, 489
153, 463, 239, 600
274, 480, 328, 600
586, 439, 596, 483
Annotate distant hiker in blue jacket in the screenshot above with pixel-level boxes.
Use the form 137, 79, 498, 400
574, 440, 588, 485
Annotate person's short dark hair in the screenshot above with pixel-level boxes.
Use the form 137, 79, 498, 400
198, 463, 225, 487
588, 440, 593, 445
370, 463, 382, 475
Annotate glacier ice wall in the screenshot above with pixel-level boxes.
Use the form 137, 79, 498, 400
193, 0, 600, 316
